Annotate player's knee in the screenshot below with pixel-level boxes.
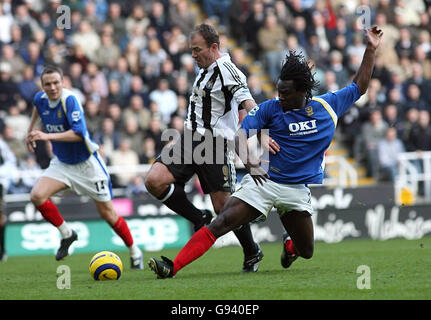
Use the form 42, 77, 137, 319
209, 212, 232, 238
144, 172, 159, 193
299, 244, 314, 259
30, 189, 47, 206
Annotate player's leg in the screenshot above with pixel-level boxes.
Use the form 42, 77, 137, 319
145, 161, 212, 230
94, 200, 143, 269
30, 177, 72, 237
148, 197, 262, 278
209, 190, 262, 272
30, 176, 77, 260
0, 213, 6, 262
279, 210, 314, 266
0, 184, 6, 261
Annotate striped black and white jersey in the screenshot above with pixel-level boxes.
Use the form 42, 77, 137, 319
186, 53, 253, 140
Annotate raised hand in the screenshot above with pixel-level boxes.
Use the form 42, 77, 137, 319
366, 26, 383, 50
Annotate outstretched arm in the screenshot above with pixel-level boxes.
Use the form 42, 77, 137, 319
352, 26, 383, 95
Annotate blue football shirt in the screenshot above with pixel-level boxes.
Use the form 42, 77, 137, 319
33, 88, 99, 164
241, 82, 361, 184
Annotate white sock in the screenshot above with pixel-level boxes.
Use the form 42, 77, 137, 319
128, 244, 141, 258
58, 222, 72, 239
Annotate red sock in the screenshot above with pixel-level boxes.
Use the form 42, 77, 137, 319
173, 227, 216, 275
285, 239, 298, 255
113, 216, 134, 247
37, 200, 64, 227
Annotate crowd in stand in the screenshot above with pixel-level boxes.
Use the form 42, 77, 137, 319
0, 0, 431, 195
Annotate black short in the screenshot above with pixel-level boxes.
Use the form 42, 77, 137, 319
155, 129, 236, 194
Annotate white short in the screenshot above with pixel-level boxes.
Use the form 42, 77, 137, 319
42, 153, 112, 202
232, 174, 313, 222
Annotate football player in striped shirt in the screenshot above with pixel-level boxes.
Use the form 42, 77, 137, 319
145, 24, 279, 272
26, 66, 143, 269
148, 26, 383, 278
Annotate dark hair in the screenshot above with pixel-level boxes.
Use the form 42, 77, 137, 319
190, 24, 220, 48
40, 65, 63, 84
279, 51, 319, 103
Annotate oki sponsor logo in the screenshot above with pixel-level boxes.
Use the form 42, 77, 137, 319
46, 124, 65, 133
288, 120, 317, 134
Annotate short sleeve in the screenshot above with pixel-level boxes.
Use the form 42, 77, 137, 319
240, 100, 273, 137
65, 95, 86, 137
316, 82, 361, 117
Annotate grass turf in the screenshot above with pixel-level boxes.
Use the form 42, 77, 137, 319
0, 237, 430, 300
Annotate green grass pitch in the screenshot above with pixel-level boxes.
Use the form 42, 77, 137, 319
1, 237, 430, 300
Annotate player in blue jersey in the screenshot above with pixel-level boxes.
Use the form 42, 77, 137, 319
148, 26, 383, 278
25, 65, 144, 268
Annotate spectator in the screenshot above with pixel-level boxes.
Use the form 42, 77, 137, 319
383, 104, 404, 136
139, 136, 157, 165
67, 44, 90, 76
11, 154, 41, 194
106, 78, 127, 107
405, 83, 427, 111
94, 32, 121, 69
203, 0, 232, 28
128, 75, 150, 106
93, 117, 121, 159
140, 37, 168, 84
149, 78, 178, 125
359, 109, 389, 179
0, 44, 26, 83
121, 117, 144, 155
395, 27, 414, 59
405, 62, 431, 105
108, 57, 133, 98
71, 19, 101, 61
123, 94, 151, 131
247, 74, 268, 105
105, 2, 126, 44
4, 104, 30, 140
18, 65, 39, 104
125, 5, 150, 41
125, 174, 148, 197
81, 62, 109, 99
0, 62, 20, 110
110, 138, 140, 187
145, 116, 164, 154
13, 4, 41, 41
84, 100, 103, 137
0, 3, 14, 44
257, 14, 287, 83
22, 41, 44, 76
406, 109, 431, 152
413, 46, 431, 79
378, 127, 405, 181
149, 1, 171, 35
400, 107, 419, 151
244, 0, 265, 59
2, 124, 27, 164
124, 42, 141, 75
106, 103, 123, 130
328, 50, 350, 87
168, 0, 196, 35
